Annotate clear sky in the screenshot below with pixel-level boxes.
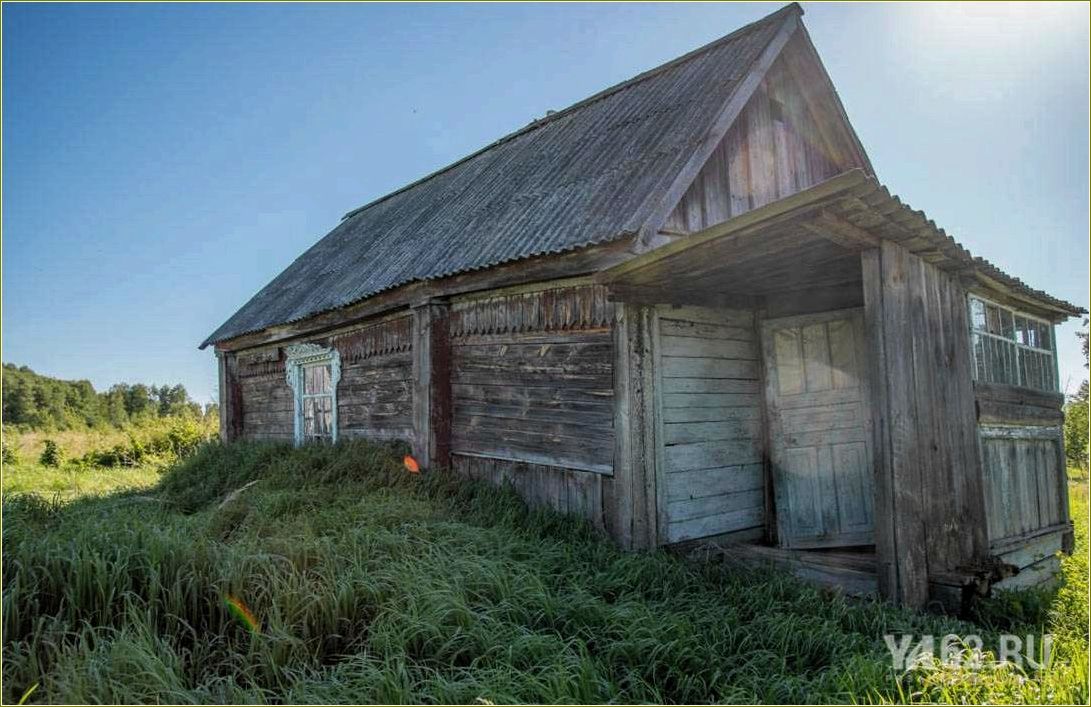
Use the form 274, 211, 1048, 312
3, 1, 1088, 404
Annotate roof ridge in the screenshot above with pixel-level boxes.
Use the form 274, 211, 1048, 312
340, 2, 802, 222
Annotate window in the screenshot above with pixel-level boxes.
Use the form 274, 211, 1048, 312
284, 344, 341, 445
968, 295, 1056, 392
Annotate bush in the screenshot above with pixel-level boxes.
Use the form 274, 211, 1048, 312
39, 439, 63, 467
2, 437, 19, 465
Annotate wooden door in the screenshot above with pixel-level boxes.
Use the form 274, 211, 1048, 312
761, 309, 874, 549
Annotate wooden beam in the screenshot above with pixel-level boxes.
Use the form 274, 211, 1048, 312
862, 245, 928, 607
411, 300, 452, 469
216, 350, 243, 442
608, 302, 660, 550
602, 169, 869, 284
634, 8, 802, 252
800, 210, 880, 251
607, 285, 760, 310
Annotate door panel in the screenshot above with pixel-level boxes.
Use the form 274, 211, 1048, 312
762, 309, 874, 549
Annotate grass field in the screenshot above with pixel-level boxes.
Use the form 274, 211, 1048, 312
1, 460, 163, 502
2, 440, 1088, 704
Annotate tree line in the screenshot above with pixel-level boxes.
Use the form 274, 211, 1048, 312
2, 363, 216, 430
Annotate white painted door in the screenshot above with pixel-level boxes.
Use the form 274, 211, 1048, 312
761, 309, 874, 549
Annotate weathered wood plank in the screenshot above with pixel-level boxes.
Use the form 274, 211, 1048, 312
667, 507, 763, 543
658, 319, 755, 342
660, 377, 760, 394
668, 488, 765, 522
660, 357, 759, 380
663, 418, 762, 445
665, 463, 764, 500
659, 336, 756, 360
661, 392, 763, 409
661, 405, 763, 424
664, 439, 763, 472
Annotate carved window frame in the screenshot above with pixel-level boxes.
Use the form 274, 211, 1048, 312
284, 343, 342, 446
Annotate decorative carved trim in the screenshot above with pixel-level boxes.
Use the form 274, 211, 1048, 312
284, 343, 342, 445
450, 284, 614, 338
331, 316, 412, 364
239, 347, 280, 366
237, 359, 285, 380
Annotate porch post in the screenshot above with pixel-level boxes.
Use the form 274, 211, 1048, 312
862, 241, 989, 609
861, 246, 930, 607
215, 349, 243, 443
411, 300, 452, 469
609, 301, 660, 550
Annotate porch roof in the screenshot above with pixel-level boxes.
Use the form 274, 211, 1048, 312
598, 169, 1085, 322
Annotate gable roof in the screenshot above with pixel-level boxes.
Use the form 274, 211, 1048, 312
202, 3, 803, 348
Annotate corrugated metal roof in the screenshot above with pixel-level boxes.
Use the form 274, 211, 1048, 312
202, 4, 797, 347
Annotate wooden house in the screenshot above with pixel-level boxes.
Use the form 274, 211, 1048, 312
202, 4, 1084, 609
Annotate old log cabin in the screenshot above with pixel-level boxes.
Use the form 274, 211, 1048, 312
202, 4, 1085, 609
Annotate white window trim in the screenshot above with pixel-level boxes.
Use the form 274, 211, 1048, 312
968, 294, 1057, 391
284, 343, 341, 446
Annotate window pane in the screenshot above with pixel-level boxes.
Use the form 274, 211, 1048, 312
322, 397, 333, 435
970, 298, 987, 331
1038, 322, 1052, 351
986, 305, 1001, 335
1015, 316, 1028, 346
303, 398, 315, 436
304, 364, 331, 395
977, 336, 994, 384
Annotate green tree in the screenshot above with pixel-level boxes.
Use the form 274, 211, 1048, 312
1063, 319, 1089, 473
39, 439, 63, 467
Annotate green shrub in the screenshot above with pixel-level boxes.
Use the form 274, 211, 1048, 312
2, 437, 19, 465
38, 439, 63, 467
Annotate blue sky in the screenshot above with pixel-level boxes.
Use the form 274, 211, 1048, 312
3, 2, 1088, 404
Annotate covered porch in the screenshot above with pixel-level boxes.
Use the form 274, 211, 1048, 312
601, 169, 1003, 609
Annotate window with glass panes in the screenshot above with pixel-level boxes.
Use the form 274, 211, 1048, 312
284, 344, 341, 445
300, 363, 335, 443
968, 295, 1057, 391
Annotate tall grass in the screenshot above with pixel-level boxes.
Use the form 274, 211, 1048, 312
2, 440, 1088, 704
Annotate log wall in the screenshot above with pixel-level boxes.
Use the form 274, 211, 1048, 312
228, 314, 415, 444
332, 316, 414, 442
235, 348, 292, 442
448, 283, 616, 525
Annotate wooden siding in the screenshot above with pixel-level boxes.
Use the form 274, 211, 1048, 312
656, 305, 765, 544
452, 454, 605, 529
974, 381, 1069, 591
981, 412, 1064, 549
979, 427, 1067, 544
450, 284, 616, 474
862, 241, 988, 608
992, 528, 1066, 591
976, 382, 1065, 427
333, 316, 414, 442
663, 33, 865, 234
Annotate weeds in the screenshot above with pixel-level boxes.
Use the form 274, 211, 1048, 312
2, 440, 1088, 704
